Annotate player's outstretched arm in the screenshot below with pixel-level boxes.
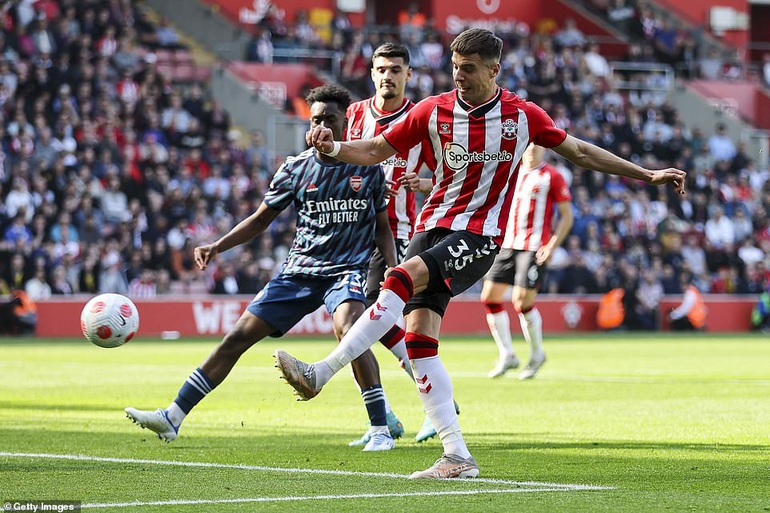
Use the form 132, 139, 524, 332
194, 203, 280, 270
553, 134, 686, 195
306, 126, 397, 166
374, 210, 398, 269
536, 200, 573, 265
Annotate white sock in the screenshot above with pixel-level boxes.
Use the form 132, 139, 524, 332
166, 402, 186, 427
411, 355, 470, 459
390, 339, 414, 381
519, 308, 543, 358
486, 311, 516, 360
315, 290, 406, 386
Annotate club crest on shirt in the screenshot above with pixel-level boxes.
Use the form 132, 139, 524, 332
501, 119, 518, 140
306, 183, 318, 193
350, 176, 363, 191
349, 128, 362, 140
439, 122, 451, 135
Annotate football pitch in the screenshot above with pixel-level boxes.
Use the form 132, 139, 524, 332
1, 333, 768, 512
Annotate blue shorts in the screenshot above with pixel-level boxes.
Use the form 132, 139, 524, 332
246, 271, 367, 336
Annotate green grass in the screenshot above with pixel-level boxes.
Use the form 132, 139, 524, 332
1, 333, 769, 512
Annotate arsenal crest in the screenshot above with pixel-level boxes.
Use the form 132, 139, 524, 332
501, 119, 518, 140
350, 176, 363, 191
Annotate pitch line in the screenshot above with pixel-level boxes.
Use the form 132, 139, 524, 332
80, 488, 585, 509
0, 452, 613, 491
404, 370, 770, 386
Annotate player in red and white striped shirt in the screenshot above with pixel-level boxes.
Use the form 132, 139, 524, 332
345, 42, 437, 447
277, 28, 686, 479
481, 144, 573, 380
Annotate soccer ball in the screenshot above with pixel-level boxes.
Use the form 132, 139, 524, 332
80, 293, 140, 348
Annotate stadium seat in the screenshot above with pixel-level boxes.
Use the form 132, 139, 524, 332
173, 49, 194, 65
156, 49, 174, 65
173, 64, 195, 82
194, 66, 212, 83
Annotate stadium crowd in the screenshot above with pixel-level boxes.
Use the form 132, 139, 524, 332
0, 0, 768, 318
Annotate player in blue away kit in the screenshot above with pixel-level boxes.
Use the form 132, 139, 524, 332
125, 84, 400, 451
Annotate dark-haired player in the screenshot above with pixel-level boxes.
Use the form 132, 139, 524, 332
277, 28, 686, 478
126, 84, 400, 451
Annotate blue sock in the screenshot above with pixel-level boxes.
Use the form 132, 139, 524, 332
173, 368, 214, 414
361, 385, 387, 427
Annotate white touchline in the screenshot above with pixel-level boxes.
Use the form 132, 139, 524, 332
0, 452, 615, 494
80, 489, 584, 509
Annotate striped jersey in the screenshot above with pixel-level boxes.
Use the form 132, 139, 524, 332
382, 88, 567, 244
264, 148, 387, 276
504, 161, 572, 251
346, 97, 423, 240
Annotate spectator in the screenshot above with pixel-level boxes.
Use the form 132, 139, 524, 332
582, 42, 610, 78
25, 267, 51, 301
398, 2, 426, 43
668, 274, 707, 330
128, 268, 157, 299
554, 18, 586, 49
50, 265, 73, 295
99, 250, 128, 294
698, 48, 723, 79
704, 205, 735, 250
708, 123, 736, 162
762, 53, 770, 88
155, 18, 181, 49
245, 26, 273, 63
101, 176, 128, 226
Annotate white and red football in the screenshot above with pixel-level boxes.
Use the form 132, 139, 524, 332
80, 293, 140, 348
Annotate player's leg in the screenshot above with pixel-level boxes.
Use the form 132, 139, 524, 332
513, 251, 546, 380
404, 308, 477, 478
335, 300, 397, 451
125, 310, 276, 442
128, 274, 315, 442
275, 255, 430, 398
480, 275, 520, 378
367, 243, 413, 379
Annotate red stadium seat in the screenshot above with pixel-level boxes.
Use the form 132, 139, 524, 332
155, 49, 173, 65
173, 49, 194, 65
173, 64, 195, 82
194, 65, 212, 83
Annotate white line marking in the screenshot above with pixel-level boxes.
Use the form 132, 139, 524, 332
81, 488, 580, 509
390, 370, 770, 385
0, 452, 612, 491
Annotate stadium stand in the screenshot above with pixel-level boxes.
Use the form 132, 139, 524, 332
0, 0, 768, 315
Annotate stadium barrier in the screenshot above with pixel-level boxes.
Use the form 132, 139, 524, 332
35, 295, 756, 338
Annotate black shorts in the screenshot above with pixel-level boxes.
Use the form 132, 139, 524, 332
486, 249, 545, 290
405, 228, 499, 317
366, 238, 410, 305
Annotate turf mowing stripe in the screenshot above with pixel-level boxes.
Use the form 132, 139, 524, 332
0, 452, 613, 490
80, 488, 584, 509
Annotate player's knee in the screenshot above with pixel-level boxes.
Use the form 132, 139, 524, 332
382, 267, 414, 303
512, 297, 534, 314
405, 331, 439, 360
482, 300, 504, 315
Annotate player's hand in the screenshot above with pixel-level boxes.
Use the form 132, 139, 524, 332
194, 243, 218, 270
398, 172, 421, 192
535, 244, 553, 265
379, 266, 396, 288
384, 179, 398, 199
647, 168, 687, 195
305, 126, 335, 154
